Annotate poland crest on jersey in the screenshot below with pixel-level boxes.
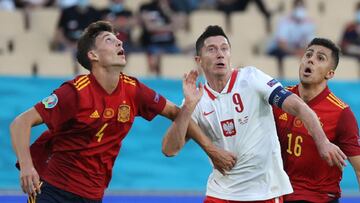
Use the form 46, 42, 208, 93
221, 119, 236, 137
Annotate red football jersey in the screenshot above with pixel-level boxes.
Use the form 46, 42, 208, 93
273, 85, 360, 202
32, 73, 166, 199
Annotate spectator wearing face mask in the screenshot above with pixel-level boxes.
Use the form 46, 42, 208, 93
101, 0, 141, 53
53, 0, 101, 53
340, 1, 360, 62
52, 0, 101, 71
266, 0, 315, 78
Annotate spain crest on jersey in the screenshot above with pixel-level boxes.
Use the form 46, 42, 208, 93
118, 104, 130, 122
221, 119, 236, 137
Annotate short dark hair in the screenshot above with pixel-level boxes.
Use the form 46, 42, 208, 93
307, 37, 340, 70
76, 21, 114, 71
195, 25, 230, 56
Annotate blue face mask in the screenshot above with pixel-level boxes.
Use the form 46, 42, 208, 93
293, 6, 307, 20
356, 10, 360, 23
111, 3, 124, 13
77, 0, 89, 8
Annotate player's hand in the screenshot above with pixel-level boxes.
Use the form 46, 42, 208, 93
318, 141, 347, 170
20, 165, 41, 197
206, 145, 237, 175
183, 70, 203, 110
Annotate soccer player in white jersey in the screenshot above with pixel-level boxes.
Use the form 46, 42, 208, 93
162, 25, 347, 203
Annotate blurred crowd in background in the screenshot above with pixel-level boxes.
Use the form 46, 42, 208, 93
0, 0, 360, 79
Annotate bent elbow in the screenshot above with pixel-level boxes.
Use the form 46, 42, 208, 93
9, 117, 21, 134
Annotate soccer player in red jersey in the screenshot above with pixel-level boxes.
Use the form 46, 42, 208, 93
9, 21, 236, 203
273, 38, 360, 202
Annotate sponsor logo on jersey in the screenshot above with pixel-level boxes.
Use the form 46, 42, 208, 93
221, 119, 236, 137
90, 110, 100, 118
103, 108, 115, 118
293, 117, 303, 128
42, 94, 58, 109
267, 79, 278, 87
118, 104, 130, 122
279, 113, 287, 121
203, 110, 215, 116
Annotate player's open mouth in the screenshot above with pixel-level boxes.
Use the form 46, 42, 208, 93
304, 67, 312, 74
216, 63, 225, 68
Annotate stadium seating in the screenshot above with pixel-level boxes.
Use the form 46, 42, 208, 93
13, 32, 51, 64
335, 57, 360, 80
0, 10, 25, 40
29, 8, 60, 42
122, 53, 150, 77
0, 54, 34, 76
241, 55, 279, 79
189, 11, 227, 39
89, 0, 109, 9
36, 52, 74, 77
283, 57, 301, 80
160, 54, 197, 79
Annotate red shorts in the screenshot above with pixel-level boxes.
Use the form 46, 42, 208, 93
204, 196, 283, 203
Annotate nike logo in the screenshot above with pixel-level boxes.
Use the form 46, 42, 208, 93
203, 110, 215, 116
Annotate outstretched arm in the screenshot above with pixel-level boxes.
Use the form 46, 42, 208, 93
281, 94, 347, 169
160, 70, 236, 174
10, 107, 43, 197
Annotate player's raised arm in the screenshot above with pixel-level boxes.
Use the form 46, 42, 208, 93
160, 70, 236, 174
281, 94, 347, 169
10, 107, 43, 197
161, 70, 203, 156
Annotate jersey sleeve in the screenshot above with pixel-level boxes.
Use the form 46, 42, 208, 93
335, 107, 360, 156
34, 83, 78, 131
136, 82, 166, 121
250, 67, 292, 108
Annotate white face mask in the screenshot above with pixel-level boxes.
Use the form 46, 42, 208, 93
293, 6, 307, 20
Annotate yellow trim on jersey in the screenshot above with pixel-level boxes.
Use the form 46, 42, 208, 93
76, 80, 90, 91
328, 93, 347, 107
121, 74, 136, 86
74, 75, 88, 85
326, 96, 345, 109
74, 76, 91, 91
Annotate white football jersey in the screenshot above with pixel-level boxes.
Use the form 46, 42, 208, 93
191, 67, 293, 201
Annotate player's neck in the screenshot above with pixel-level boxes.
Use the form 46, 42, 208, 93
298, 82, 327, 103
207, 73, 231, 93
91, 66, 121, 94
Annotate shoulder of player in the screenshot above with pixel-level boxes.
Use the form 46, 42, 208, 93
238, 66, 259, 76
120, 72, 139, 87
69, 74, 91, 91
325, 92, 349, 110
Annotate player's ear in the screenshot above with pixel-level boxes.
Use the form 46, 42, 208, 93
88, 50, 98, 61
325, 69, 335, 80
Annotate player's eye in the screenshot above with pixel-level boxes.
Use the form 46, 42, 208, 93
208, 47, 215, 52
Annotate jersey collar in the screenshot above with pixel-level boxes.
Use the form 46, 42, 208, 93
204, 69, 238, 100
